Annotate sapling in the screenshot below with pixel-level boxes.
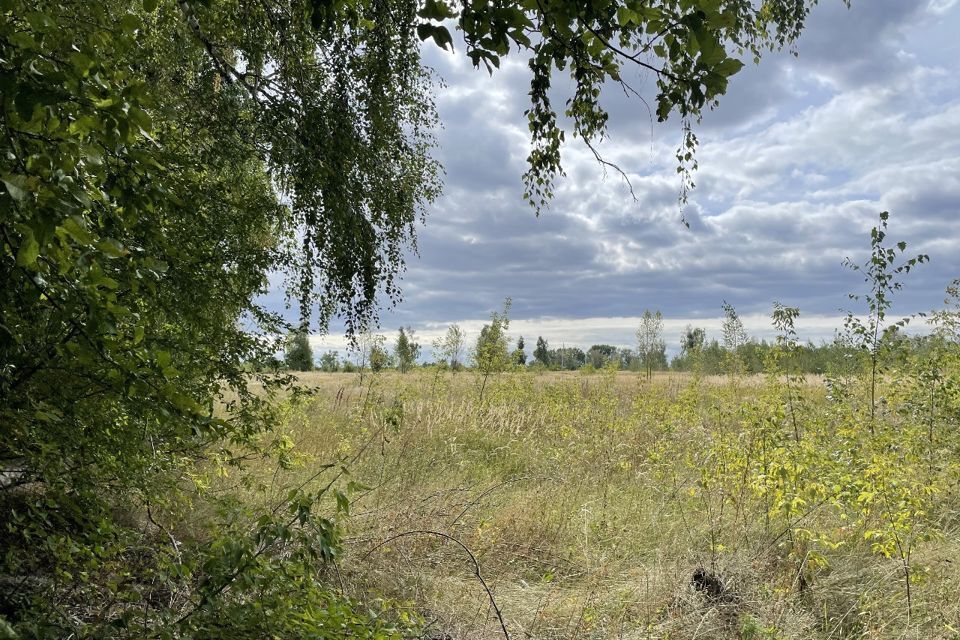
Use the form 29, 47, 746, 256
842, 211, 928, 433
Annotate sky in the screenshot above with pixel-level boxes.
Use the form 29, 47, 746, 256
289, 0, 960, 358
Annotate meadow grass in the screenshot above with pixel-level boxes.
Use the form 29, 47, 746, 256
239, 369, 960, 639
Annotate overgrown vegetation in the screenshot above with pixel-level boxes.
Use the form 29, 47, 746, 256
274, 279, 960, 638
4, 0, 941, 638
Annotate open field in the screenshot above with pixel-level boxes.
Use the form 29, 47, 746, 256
235, 369, 960, 639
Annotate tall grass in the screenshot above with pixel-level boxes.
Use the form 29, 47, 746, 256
252, 366, 960, 639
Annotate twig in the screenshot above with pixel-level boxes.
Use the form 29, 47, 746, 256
361, 529, 511, 640
451, 476, 526, 526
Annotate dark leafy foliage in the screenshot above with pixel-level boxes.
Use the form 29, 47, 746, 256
285, 327, 315, 371
1, 0, 436, 635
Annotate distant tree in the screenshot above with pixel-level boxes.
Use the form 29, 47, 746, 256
672, 325, 706, 372
587, 344, 618, 368
354, 331, 387, 380
473, 299, 512, 401
513, 335, 527, 365
319, 351, 340, 373
394, 326, 421, 373
721, 301, 748, 374
284, 326, 314, 371
619, 348, 639, 371
433, 323, 466, 372
682, 325, 706, 355
702, 339, 726, 374
534, 336, 550, 366
370, 340, 390, 373
549, 346, 585, 370
636, 310, 665, 380
721, 302, 748, 352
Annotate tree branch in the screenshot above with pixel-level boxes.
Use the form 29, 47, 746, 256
362, 529, 511, 640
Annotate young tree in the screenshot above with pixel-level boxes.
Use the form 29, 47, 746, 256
513, 335, 528, 366
394, 326, 421, 373
472, 299, 512, 400
432, 323, 466, 372
319, 351, 340, 373
284, 326, 314, 371
843, 211, 928, 425
587, 344, 618, 368
534, 336, 551, 367
932, 279, 960, 343
354, 331, 374, 376
721, 301, 749, 374
682, 325, 706, 355
369, 340, 390, 373
674, 325, 706, 371
721, 302, 748, 352
354, 330, 387, 381
636, 310, 665, 380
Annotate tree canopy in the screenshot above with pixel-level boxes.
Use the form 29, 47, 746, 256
394, 325, 422, 372
429, 0, 821, 209
285, 326, 315, 370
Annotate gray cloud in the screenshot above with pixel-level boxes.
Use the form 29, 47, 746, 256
271, 2, 960, 343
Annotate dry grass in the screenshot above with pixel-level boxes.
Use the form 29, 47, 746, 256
243, 369, 960, 639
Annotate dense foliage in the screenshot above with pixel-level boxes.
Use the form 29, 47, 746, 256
1, 0, 436, 635
285, 327, 315, 371
394, 326, 421, 373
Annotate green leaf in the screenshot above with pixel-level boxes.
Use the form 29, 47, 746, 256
70, 52, 94, 76
714, 58, 744, 77
16, 229, 40, 267
91, 273, 119, 289
128, 106, 152, 133
698, 32, 725, 66
417, 0, 457, 21
97, 238, 128, 258
617, 6, 637, 26
416, 24, 454, 51
120, 13, 141, 33
335, 489, 350, 515
2, 174, 31, 201
61, 216, 96, 244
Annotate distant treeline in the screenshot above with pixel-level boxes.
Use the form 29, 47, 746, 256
266, 323, 942, 377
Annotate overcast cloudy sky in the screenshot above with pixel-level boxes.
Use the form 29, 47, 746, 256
296, 0, 960, 356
